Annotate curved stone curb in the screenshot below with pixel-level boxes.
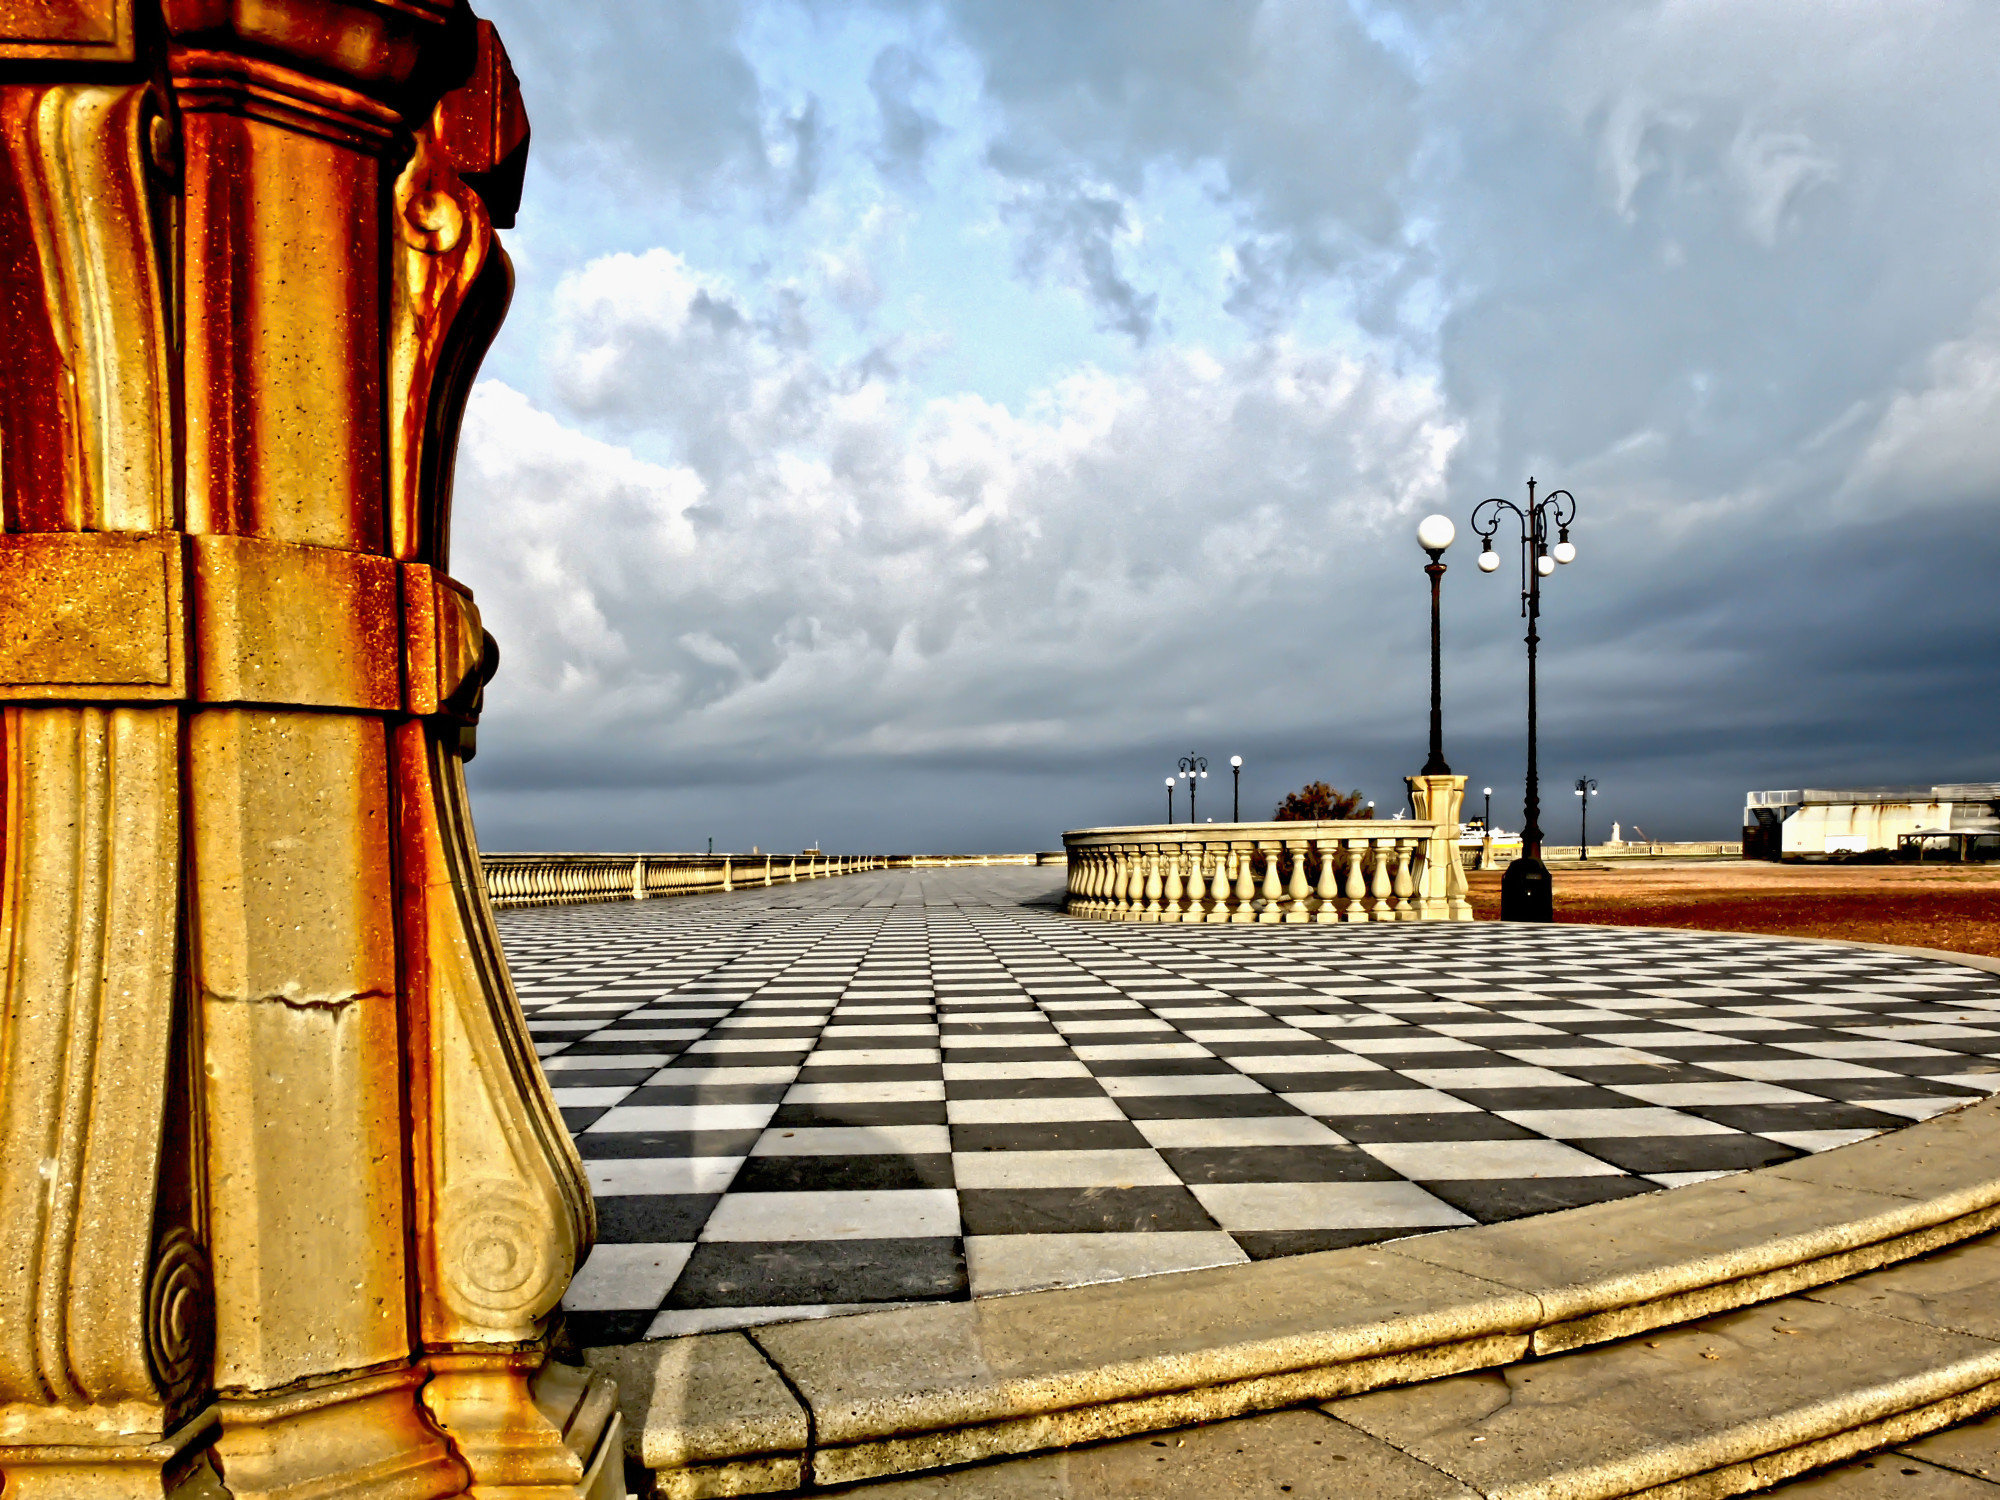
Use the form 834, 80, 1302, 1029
833, 1233, 2000, 1498
590, 1090, 2000, 1497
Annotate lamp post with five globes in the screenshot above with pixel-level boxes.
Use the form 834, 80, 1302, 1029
1178, 754, 1208, 823
1472, 479, 1579, 922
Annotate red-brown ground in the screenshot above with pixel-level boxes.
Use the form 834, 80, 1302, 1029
1466, 859, 2000, 959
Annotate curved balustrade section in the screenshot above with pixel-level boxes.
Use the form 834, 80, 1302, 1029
481, 852, 888, 908
1063, 820, 1473, 924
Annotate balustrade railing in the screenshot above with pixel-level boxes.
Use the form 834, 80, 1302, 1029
480, 851, 887, 908
1062, 820, 1473, 923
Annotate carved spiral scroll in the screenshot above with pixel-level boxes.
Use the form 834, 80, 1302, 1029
437, 1181, 565, 1325
145, 1226, 212, 1399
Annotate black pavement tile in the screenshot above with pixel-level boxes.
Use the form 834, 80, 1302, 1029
1232, 1227, 1431, 1259
1114, 1094, 1307, 1120
958, 1186, 1219, 1235
1797, 1078, 1982, 1102
1688, 1102, 1911, 1134
1332, 1113, 1544, 1144
1421, 1176, 1654, 1223
730, 1154, 955, 1193
1570, 1134, 1803, 1176
768, 1101, 949, 1128
622, 1084, 792, 1106
562, 1310, 656, 1348
559, 1107, 608, 1133
1082, 1058, 1235, 1077
596, 1194, 720, 1244
945, 1077, 1110, 1100
574, 1129, 765, 1160
667, 1237, 967, 1308
1157, 1145, 1402, 1184
950, 1121, 1152, 1153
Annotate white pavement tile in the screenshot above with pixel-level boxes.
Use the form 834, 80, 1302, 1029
1761, 1128, 1887, 1151
644, 1066, 798, 1085
1360, 1139, 1625, 1180
752, 1125, 952, 1156
700, 1189, 961, 1241
1499, 1107, 1737, 1138
1098, 1073, 1269, 1097
1285, 1088, 1480, 1115
954, 1149, 1179, 1189
585, 1157, 745, 1195
785, 1080, 948, 1103
588, 1105, 778, 1133
1227, 1054, 1382, 1075
946, 1096, 1124, 1125
562, 1242, 693, 1311
1612, 1081, 1819, 1107
942, 1060, 1093, 1080
1134, 1116, 1345, 1148
1070, 1043, 1214, 1061
1400, 1066, 1595, 1091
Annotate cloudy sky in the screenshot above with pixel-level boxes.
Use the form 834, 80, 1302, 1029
456, 0, 2000, 855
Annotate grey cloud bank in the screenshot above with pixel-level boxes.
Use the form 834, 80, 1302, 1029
455, 0, 2000, 854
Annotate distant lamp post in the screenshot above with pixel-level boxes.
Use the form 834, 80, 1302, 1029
1483, 786, 1493, 829
1165, 777, 1175, 823
1416, 514, 1455, 775
1230, 755, 1243, 821
1178, 754, 1209, 824
1575, 777, 1598, 858
1472, 478, 1579, 922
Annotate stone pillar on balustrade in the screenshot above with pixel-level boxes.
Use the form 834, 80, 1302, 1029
1407, 773, 1475, 922
0, 2, 620, 1494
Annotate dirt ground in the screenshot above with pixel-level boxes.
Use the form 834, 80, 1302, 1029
1466, 858, 2000, 959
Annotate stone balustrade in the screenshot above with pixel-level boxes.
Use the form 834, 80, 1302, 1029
481, 851, 888, 907
1064, 817, 1473, 923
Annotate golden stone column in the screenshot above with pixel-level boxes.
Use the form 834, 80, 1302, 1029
0, 2, 620, 1494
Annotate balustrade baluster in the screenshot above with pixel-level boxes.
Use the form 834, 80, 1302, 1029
1285, 840, 1311, 922
1141, 849, 1164, 921
1162, 846, 1185, 921
1255, 841, 1283, 924
1392, 837, 1418, 920
1207, 845, 1233, 922
1229, 843, 1257, 923
1312, 837, 1341, 923
1368, 836, 1395, 920
1342, 837, 1370, 922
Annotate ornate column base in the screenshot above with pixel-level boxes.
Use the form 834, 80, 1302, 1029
421, 1354, 625, 1500
1407, 774, 1474, 921
0, 1411, 221, 1500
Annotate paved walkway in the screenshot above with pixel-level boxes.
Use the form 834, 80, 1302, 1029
497, 868, 2000, 1348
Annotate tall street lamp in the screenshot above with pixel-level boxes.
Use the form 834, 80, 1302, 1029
1230, 755, 1243, 821
1473, 478, 1579, 922
1416, 515, 1455, 775
1178, 754, 1209, 823
1165, 777, 1175, 823
1575, 777, 1598, 859
1483, 786, 1493, 830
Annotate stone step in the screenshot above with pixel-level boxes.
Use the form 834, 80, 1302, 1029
588, 1097, 2000, 1497
826, 1230, 2000, 1498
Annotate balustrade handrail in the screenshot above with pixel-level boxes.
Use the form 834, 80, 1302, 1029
476, 849, 1069, 908
1062, 813, 1473, 924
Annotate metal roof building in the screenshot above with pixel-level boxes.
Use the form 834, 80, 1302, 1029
1743, 783, 2000, 860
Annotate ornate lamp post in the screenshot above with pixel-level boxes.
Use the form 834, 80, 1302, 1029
1472, 479, 1579, 921
1165, 777, 1176, 823
1179, 753, 1209, 822
1483, 786, 1493, 829
1417, 515, 1455, 775
1231, 755, 1243, 820
1576, 777, 1598, 859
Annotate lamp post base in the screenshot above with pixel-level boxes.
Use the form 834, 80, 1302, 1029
1500, 856, 1553, 922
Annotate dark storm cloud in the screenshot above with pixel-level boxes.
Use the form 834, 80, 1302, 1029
455, 0, 2000, 853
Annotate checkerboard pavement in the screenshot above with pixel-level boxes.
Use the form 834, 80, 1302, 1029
499, 867, 2000, 1346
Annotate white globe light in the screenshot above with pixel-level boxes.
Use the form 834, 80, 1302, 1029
1553, 539, 1577, 565
1536, 554, 1556, 576
1230, 755, 1242, 767
1165, 777, 1174, 786
1477, 549, 1500, 573
1416, 514, 1455, 553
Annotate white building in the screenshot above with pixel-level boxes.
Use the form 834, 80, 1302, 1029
1743, 783, 2000, 859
